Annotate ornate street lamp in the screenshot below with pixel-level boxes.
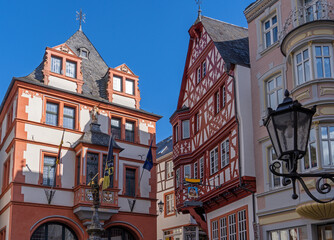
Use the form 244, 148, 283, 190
158, 200, 164, 214
264, 90, 334, 203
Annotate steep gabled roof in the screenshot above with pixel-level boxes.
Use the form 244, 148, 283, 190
156, 136, 173, 159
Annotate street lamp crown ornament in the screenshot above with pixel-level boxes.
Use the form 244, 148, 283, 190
264, 90, 334, 204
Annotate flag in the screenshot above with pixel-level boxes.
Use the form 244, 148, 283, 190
102, 135, 114, 190
143, 140, 153, 171
56, 130, 65, 165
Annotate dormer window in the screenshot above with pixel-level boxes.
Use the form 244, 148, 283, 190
80, 49, 88, 58
66, 61, 77, 78
125, 79, 134, 95
51, 56, 62, 74
113, 75, 122, 92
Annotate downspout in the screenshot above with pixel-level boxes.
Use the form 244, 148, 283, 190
226, 63, 258, 238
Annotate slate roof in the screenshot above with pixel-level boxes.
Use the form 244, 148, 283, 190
200, 16, 250, 67
156, 136, 173, 159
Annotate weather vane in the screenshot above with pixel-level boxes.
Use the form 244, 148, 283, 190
195, 0, 202, 20
76, 9, 86, 31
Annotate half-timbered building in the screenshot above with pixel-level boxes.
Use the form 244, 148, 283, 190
170, 14, 256, 239
0, 27, 160, 240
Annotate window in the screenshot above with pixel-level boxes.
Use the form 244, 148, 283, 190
63, 106, 75, 129
200, 157, 204, 179
80, 49, 88, 58
212, 220, 219, 240
166, 161, 174, 179
263, 15, 278, 48
295, 48, 311, 85
174, 124, 179, 143
194, 162, 198, 179
197, 67, 201, 83
220, 217, 227, 240
65, 61, 76, 78
238, 210, 247, 240
31, 222, 78, 240
182, 120, 190, 139
221, 139, 230, 168
202, 61, 207, 78
269, 226, 306, 240
269, 147, 287, 188
304, 0, 322, 22
165, 193, 175, 216
111, 118, 121, 139
125, 79, 135, 95
125, 121, 135, 142
314, 45, 332, 78
184, 164, 191, 179
2, 158, 10, 191
210, 147, 218, 175
215, 91, 220, 114
125, 168, 136, 197
86, 152, 99, 184
195, 112, 200, 133
76, 155, 81, 186
222, 86, 226, 108
43, 156, 56, 186
228, 214, 237, 240
0, 227, 5, 240
266, 75, 283, 109
46, 102, 59, 126
302, 128, 317, 171
113, 75, 122, 92
51, 56, 62, 74
176, 168, 180, 188
321, 126, 334, 167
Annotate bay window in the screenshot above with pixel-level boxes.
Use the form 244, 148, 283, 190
86, 152, 99, 184
199, 157, 204, 179
295, 48, 311, 85
182, 120, 190, 139
221, 139, 229, 168
302, 128, 318, 171
210, 147, 218, 175
184, 164, 191, 179
321, 126, 334, 167
269, 147, 287, 188
314, 45, 332, 78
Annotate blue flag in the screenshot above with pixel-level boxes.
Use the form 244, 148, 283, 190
143, 140, 153, 171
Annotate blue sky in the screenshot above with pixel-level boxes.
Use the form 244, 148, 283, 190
0, 0, 254, 143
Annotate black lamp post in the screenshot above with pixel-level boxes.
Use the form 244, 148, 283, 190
264, 90, 334, 203
158, 200, 164, 214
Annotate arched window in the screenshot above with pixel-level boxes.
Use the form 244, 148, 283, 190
102, 227, 137, 240
31, 222, 78, 240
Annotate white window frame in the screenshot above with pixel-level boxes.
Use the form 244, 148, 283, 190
304, 0, 323, 22
210, 147, 218, 175
194, 162, 198, 179
212, 220, 219, 240
269, 147, 287, 188
266, 75, 283, 110
113, 75, 122, 92
301, 128, 318, 171
269, 227, 304, 240
215, 91, 220, 114
221, 139, 230, 168
263, 14, 278, 48
238, 210, 247, 240
51, 56, 62, 74
165, 193, 175, 215
222, 85, 226, 108
182, 120, 190, 139
314, 44, 333, 79
197, 67, 201, 83
321, 126, 334, 167
228, 214, 237, 240
166, 161, 174, 179
220, 217, 227, 240
199, 157, 204, 179
65, 61, 76, 78
294, 47, 312, 86
125, 79, 135, 95
184, 164, 191, 179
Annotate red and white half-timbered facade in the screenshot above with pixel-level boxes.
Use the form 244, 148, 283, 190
170, 15, 256, 239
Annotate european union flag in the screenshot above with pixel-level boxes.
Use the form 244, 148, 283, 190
143, 140, 153, 171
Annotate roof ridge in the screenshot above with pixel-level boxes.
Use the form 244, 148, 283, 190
202, 16, 248, 30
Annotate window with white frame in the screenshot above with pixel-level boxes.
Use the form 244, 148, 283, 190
266, 75, 283, 110
222, 85, 226, 108
165, 193, 175, 215
238, 210, 247, 240
166, 161, 174, 179
125, 79, 135, 95
210, 147, 218, 175
113, 75, 122, 92
228, 214, 237, 240
46, 102, 59, 126
314, 45, 332, 78
269, 226, 307, 240
202, 61, 207, 78
304, 0, 322, 22
269, 147, 288, 188
215, 91, 220, 114
176, 168, 180, 188
221, 139, 230, 168
43, 156, 56, 186
63, 106, 75, 129
302, 128, 318, 171
220, 217, 227, 240
65, 61, 76, 78
295, 48, 311, 85
263, 15, 278, 48
194, 162, 198, 179
321, 126, 334, 167
51, 56, 62, 74
111, 118, 121, 139
182, 120, 190, 139
200, 157, 204, 179
125, 121, 135, 142
184, 164, 191, 179
212, 220, 219, 240
197, 67, 201, 83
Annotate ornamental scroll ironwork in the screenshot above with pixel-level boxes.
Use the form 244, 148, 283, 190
269, 152, 334, 203
279, 0, 334, 41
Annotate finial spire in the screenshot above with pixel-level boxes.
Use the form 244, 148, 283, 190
195, 0, 202, 21
76, 9, 86, 31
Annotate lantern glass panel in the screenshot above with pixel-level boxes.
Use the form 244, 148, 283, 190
267, 117, 282, 158
274, 111, 295, 157
297, 111, 312, 154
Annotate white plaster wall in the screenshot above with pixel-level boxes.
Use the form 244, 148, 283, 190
206, 195, 254, 240
0, 189, 11, 210
112, 94, 135, 108
118, 142, 149, 161
80, 107, 91, 132
98, 111, 109, 134
21, 91, 43, 122
118, 197, 150, 214
0, 208, 10, 240
0, 128, 15, 194
235, 65, 255, 177
48, 76, 77, 92
21, 186, 74, 206
139, 120, 154, 145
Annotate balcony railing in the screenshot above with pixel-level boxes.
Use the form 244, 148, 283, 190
74, 185, 118, 207
280, 0, 334, 41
